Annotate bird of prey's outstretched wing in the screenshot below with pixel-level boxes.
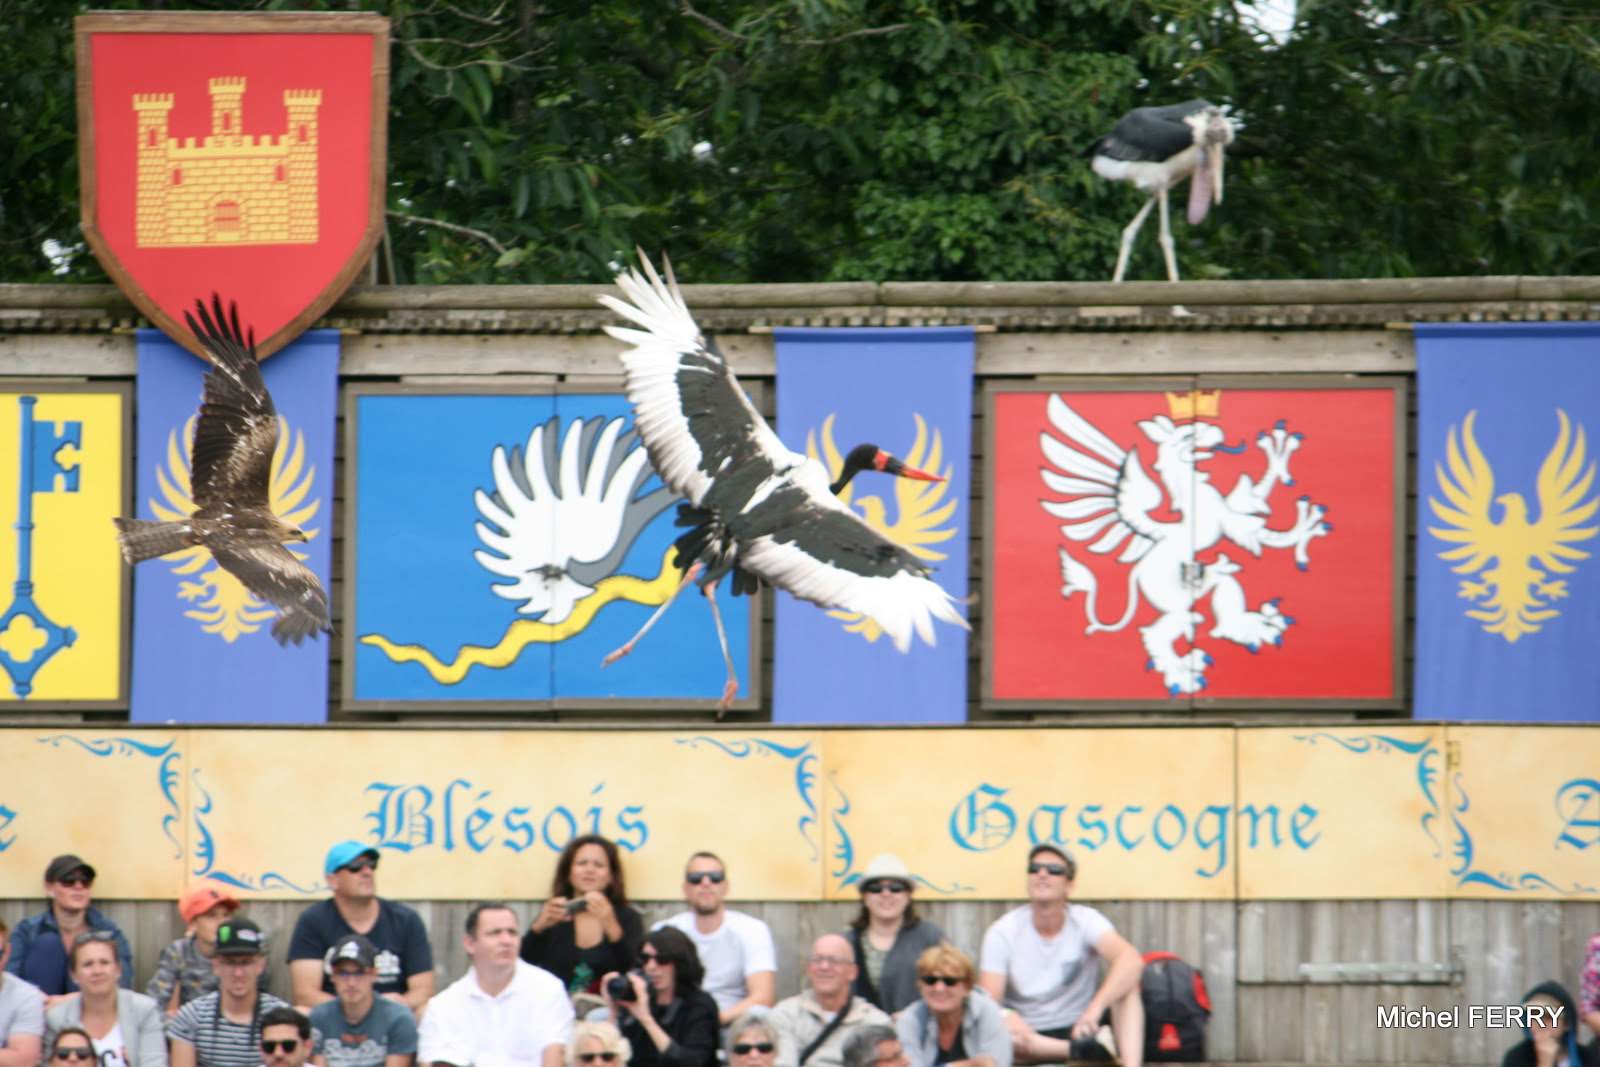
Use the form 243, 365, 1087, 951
184, 294, 279, 510
209, 542, 332, 646
1087, 98, 1215, 162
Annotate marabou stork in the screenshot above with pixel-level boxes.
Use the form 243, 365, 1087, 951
596, 254, 970, 713
1087, 99, 1236, 283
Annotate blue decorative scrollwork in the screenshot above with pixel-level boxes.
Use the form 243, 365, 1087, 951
1293, 732, 1441, 856
1449, 773, 1598, 896
676, 737, 819, 859
190, 768, 321, 894
1294, 731, 1598, 897
38, 735, 181, 857
828, 771, 973, 894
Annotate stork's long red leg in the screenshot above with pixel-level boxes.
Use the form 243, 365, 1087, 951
702, 583, 740, 717
602, 562, 703, 666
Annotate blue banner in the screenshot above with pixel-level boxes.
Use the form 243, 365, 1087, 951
1415, 323, 1600, 720
130, 329, 338, 723
772, 328, 973, 723
347, 391, 753, 706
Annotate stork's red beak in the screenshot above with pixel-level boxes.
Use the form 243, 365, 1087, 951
876, 450, 944, 482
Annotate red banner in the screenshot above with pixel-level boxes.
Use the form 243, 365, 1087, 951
986, 382, 1404, 707
77, 13, 388, 359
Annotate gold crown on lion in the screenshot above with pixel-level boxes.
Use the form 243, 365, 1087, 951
1165, 390, 1222, 420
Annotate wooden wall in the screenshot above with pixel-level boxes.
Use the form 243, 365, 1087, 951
4, 895, 1595, 1065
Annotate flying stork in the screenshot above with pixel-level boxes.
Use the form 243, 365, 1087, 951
596, 254, 970, 713
1087, 99, 1236, 283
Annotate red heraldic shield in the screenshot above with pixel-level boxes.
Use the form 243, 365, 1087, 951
76, 13, 389, 359
985, 381, 1406, 708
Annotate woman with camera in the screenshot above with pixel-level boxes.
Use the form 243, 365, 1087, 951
522, 835, 645, 993
600, 928, 719, 1067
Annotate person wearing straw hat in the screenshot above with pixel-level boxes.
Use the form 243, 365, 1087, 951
843, 856, 945, 1016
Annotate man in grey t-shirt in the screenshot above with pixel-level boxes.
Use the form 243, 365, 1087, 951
0, 919, 45, 1067
978, 844, 1145, 1067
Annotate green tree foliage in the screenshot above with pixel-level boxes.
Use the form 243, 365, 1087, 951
3, 0, 1596, 285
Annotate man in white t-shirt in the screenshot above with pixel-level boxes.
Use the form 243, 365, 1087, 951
417, 903, 573, 1067
654, 852, 777, 1025
978, 844, 1144, 1067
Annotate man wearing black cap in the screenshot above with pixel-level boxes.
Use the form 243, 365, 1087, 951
2, 854, 131, 1004
308, 935, 417, 1067
171, 918, 299, 1067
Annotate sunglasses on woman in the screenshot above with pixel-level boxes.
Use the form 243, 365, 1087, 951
919, 974, 963, 987
261, 1041, 299, 1054
862, 880, 910, 895
732, 1044, 775, 1056
72, 930, 117, 946
578, 1054, 619, 1063
54, 1050, 95, 1062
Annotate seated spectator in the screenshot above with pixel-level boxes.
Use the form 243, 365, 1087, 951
655, 852, 777, 1025
839, 1027, 908, 1067
977, 844, 1143, 1067
5, 855, 132, 1004
169, 918, 295, 1067
1583, 934, 1599, 1042
289, 843, 434, 1015
1502, 982, 1599, 1067
146, 882, 241, 1016
726, 1015, 779, 1067
602, 928, 718, 1067
895, 945, 1008, 1067
770, 935, 892, 1067
844, 856, 944, 1016
45, 1028, 99, 1067
418, 903, 573, 1067
260, 1007, 313, 1067
309, 935, 417, 1067
42, 932, 167, 1067
523, 835, 644, 995
0, 919, 44, 1067
567, 1020, 631, 1067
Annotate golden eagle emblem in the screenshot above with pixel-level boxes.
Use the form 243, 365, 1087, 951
1428, 409, 1597, 643
148, 412, 321, 642
806, 413, 957, 642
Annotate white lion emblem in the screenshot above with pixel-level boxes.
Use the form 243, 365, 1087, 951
1042, 394, 1330, 695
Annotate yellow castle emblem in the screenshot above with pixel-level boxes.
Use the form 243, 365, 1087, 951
133, 78, 320, 247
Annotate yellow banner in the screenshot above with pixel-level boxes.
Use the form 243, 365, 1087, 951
0, 726, 1595, 902
1237, 727, 1449, 898
0, 388, 128, 704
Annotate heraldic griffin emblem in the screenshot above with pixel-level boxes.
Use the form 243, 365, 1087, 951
1428, 409, 1597, 643
1042, 392, 1330, 695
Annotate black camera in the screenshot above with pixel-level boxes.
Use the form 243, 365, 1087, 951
607, 971, 641, 1002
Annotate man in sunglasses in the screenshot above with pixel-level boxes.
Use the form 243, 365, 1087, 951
308, 935, 417, 1067
653, 852, 777, 1025
288, 842, 435, 1018
259, 1007, 313, 1067
3, 855, 131, 1004
0, 919, 44, 1067
977, 845, 1145, 1067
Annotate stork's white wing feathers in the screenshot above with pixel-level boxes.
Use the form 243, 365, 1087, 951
599, 257, 798, 507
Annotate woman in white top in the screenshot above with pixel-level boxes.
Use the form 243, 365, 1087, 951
44, 932, 169, 1067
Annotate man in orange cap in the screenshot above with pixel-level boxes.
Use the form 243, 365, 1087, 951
146, 881, 242, 1015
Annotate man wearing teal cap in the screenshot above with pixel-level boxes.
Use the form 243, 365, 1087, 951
287, 841, 434, 1018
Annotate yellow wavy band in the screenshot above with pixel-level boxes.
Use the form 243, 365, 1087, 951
359, 548, 681, 684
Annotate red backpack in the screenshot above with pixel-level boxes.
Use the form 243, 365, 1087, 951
1140, 950, 1212, 1062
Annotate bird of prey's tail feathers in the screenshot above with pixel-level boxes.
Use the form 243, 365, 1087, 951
112, 517, 192, 564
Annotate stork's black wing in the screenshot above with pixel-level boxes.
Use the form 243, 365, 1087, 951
184, 294, 278, 509
210, 538, 331, 646
733, 479, 968, 653
598, 255, 799, 513
1087, 99, 1214, 162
